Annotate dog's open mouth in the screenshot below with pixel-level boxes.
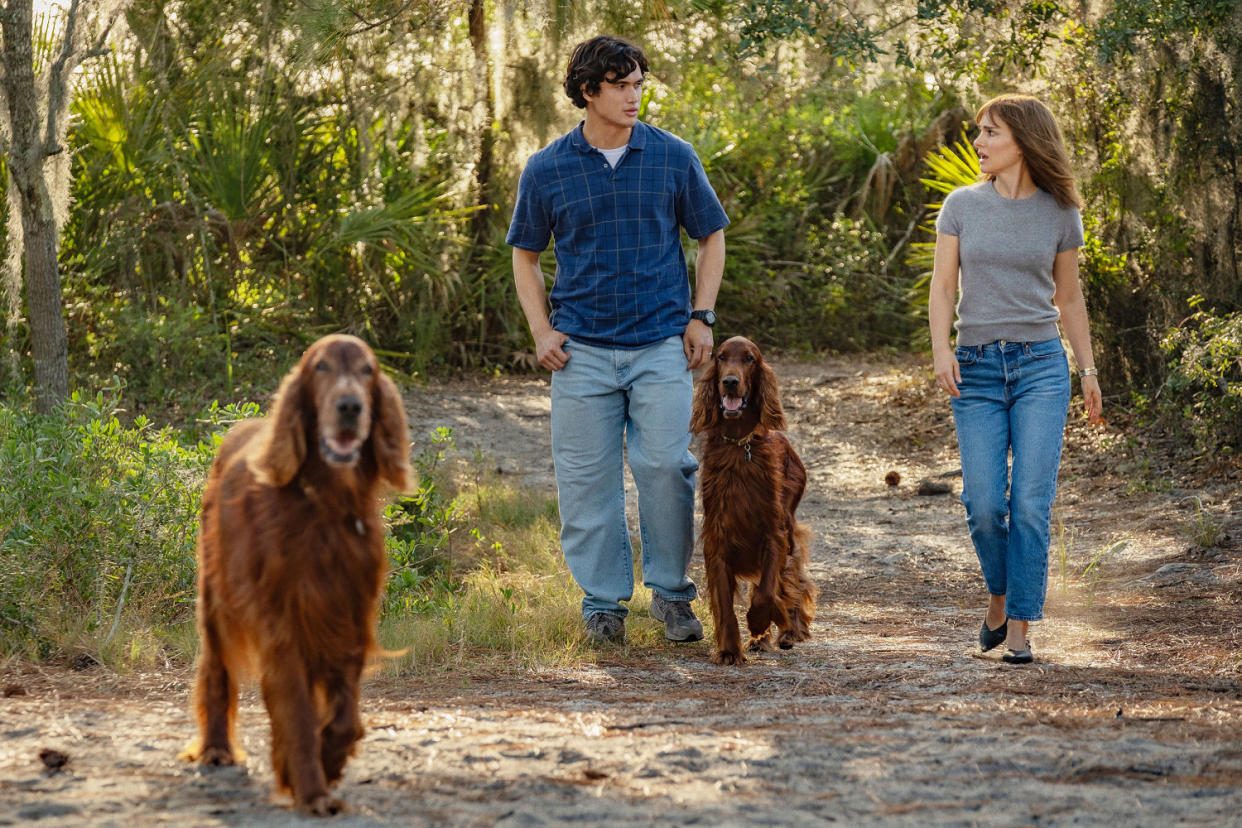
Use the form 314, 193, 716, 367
321, 433, 363, 465
720, 395, 747, 418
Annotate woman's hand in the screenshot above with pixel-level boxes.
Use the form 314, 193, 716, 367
1082, 374, 1103, 424
933, 348, 961, 398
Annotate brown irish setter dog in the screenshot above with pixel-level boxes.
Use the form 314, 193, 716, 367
180, 334, 409, 816
690, 336, 817, 665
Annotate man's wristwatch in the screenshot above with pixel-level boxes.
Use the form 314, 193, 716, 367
690, 309, 717, 327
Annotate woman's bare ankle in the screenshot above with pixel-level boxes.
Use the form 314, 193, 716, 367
1004, 619, 1029, 650
985, 596, 1006, 629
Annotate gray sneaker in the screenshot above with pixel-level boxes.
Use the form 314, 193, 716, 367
649, 595, 704, 642
585, 612, 625, 645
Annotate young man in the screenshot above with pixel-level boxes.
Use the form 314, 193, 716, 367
507, 35, 728, 645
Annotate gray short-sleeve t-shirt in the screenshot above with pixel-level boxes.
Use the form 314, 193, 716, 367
935, 180, 1084, 346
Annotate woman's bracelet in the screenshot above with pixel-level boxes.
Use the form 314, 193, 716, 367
1079, 367, 1098, 377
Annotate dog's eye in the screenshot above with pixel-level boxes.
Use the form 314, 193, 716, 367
743, 354, 754, 363
315, 360, 330, 373
361, 364, 374, 376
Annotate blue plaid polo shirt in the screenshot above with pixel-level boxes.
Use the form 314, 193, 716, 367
506, 120, 729, 348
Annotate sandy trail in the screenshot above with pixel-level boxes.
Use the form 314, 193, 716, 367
3, 353, 1240, 826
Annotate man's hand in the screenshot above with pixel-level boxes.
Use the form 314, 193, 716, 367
684, 319, 713, 369
534, 328, 570, 371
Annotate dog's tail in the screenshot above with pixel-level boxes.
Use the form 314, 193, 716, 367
790, 521, 818, 622
792, 522, 812, 569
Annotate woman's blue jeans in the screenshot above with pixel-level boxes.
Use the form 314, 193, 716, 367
550, 335, 698, 619
950, 338, 1070, 622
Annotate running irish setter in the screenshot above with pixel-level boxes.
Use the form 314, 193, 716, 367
690, 336, 817, 665
180, 334, 409, 815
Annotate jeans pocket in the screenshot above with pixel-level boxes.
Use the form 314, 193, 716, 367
1026, 338, 1065, 361
955, 346, 979, 367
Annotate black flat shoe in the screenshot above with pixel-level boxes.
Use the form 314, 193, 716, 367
1002, 643, 1033, 664
979, 618, 1008, 652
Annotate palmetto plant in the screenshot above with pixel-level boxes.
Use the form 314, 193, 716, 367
905, 130, 979, 342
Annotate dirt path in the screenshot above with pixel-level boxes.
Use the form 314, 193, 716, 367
3, 354, 1241, 826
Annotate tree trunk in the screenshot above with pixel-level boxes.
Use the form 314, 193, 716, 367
468, 0, 496, 243
1, 0, 70, 411
22, 196, 68, 410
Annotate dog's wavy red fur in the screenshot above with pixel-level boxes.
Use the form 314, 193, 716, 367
180, 334, 409, 815
690, 336, 817, 665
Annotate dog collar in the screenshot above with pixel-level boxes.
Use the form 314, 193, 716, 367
720, 429, 758, 462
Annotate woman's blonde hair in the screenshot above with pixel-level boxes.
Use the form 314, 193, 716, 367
977, 94, 1082, 210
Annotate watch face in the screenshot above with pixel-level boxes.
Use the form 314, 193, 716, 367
693, 309, 717, 326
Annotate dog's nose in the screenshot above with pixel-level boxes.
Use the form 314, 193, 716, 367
722, 375, 740, 393
336, 395, 363, 423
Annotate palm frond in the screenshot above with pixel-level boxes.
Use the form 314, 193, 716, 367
918, 135, 980, 194
906, 129, 981, 329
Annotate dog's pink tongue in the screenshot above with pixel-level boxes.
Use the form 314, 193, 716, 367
723, 396, 743, 413
327, 435, 360, 455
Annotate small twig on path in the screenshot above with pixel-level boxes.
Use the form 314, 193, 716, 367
605, 720, 693, 731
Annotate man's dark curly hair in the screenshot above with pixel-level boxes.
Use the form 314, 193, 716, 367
563, 36, 649, 110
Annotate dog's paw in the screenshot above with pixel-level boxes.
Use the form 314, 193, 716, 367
180, 743, 235, 766
299, 794, 345, 817
712, 648, 745, 665
747, 633, 776, 653
779, 628, 809, 645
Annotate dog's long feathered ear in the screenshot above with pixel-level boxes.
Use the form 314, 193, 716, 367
258, 363, 308, 487
370, 372, 411, 491
689, 358, 721, 434
756, 356, 786, 431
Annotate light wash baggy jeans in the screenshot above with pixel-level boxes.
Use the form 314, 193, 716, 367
550, 335, 699, 619
950, 338, 1071, 622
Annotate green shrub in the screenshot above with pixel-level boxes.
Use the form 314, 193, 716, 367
1159, 305, 1242, 453
0, 398, 581, 673
0, 391, 251, 660
718, 216, 895, 351
383, 427, 466, 615
66, 290, 294, 422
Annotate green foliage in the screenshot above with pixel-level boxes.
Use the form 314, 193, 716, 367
377, 427, 581, 672
1159, 304, 1242, 453
899, 129, 1036, 351
906, 132, 980, 335
1082, 539, 1129, 604
0, 396, 579, 671
384, 427, 465, 614
1091, 0, 1236, 61
727, 0, 1072, 82
2, 0, 1237, 463
651, 49, 952, 350
56, 38, 489, 407
917, 133, 981, 198
66, 291, 290, 420
1179, 496, 1226, 549
718, 217, 895, 351
0, 392, 248, 659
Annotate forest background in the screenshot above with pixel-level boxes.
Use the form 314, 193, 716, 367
1, 0, 1240, 663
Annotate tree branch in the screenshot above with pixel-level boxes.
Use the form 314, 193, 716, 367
340, 0, 417, 38
89, 8, 120, 53
43, 0, 84, 154
42, 1, 125, 155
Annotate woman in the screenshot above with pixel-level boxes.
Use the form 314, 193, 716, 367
929, 94, 1103, 664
